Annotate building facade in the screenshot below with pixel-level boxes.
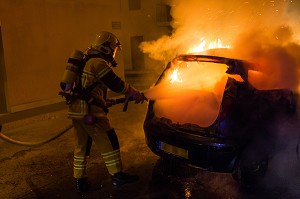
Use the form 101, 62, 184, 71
0, 0, 171, 116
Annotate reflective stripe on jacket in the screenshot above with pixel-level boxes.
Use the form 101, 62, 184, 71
68, 56, 130, 119
68, 57, 111, 119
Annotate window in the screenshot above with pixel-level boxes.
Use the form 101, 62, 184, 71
156, 4, 172, 23
130, 36, 145, 70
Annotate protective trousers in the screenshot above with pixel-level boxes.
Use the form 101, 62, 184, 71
72, 117, 122, 179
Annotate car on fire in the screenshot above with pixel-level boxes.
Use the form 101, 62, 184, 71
143, 53, 298, 188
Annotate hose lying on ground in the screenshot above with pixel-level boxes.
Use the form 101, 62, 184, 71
0, 95, 148, 147
0, 124, 73, 147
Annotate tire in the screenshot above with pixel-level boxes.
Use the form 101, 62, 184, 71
151, 158, 178, 183
232, 145, 269, 189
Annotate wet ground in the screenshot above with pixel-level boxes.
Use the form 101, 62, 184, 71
1, 101, 300, 199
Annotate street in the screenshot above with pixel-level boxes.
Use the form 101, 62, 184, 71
1, 102, 300, 199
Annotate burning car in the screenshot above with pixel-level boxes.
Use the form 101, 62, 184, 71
143, 54, 298, 188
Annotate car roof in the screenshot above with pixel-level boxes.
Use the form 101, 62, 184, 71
172, 54, 255, 81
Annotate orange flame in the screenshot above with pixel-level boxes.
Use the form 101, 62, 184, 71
170, 68, 183, 83
187, 38, 231, 54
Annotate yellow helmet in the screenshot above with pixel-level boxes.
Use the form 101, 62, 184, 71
92, 31, 121, 58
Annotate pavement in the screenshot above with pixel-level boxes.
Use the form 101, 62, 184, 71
0, 102, 159, 199
1, 101, 300, 199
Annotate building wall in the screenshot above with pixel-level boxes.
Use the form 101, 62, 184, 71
0, 0, 124, 112
0, 0, 171, 114
120, 0, 172, 72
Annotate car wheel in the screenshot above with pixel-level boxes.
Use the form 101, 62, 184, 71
151, 158, 178, 183
232, 147, 269, 189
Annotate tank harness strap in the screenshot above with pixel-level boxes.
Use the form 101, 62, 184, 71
81, 54, 110, 114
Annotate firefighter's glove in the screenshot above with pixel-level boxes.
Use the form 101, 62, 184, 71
125, 86, 146, 104
106, 98, 117, 107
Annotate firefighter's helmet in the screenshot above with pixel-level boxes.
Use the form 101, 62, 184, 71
92, 31, 121, 58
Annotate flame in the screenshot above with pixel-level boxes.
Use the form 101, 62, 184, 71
168, 59, 244, 85
187, 38, 231, 54
168, 38, 235, 84
170, 68, 183, 83
166, 61, 228, 90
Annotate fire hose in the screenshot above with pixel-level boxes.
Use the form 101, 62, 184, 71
0, 123, 73, 147
0, 96, 143, 147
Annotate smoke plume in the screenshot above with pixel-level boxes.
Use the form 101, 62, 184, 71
143, 0, 300, 119
141, 0, 300, 91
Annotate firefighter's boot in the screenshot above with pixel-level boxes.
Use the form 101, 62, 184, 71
74, 177, 88, 192
112, 172, 139, 187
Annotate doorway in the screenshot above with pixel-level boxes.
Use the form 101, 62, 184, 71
130, 36, 145, 70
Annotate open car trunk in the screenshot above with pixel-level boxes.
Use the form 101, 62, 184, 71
145, 55, 250, 130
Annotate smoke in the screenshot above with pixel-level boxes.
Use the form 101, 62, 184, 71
141, 0, 300, 91
258, 115, 300, 198
233, 25, 300, 91
141, 1, 297, 59
143, 0, 300, 112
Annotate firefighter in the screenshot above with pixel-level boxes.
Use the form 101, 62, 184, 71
67, 31, 145, 192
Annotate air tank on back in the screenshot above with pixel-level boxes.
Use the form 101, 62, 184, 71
60, 50, 84, 92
